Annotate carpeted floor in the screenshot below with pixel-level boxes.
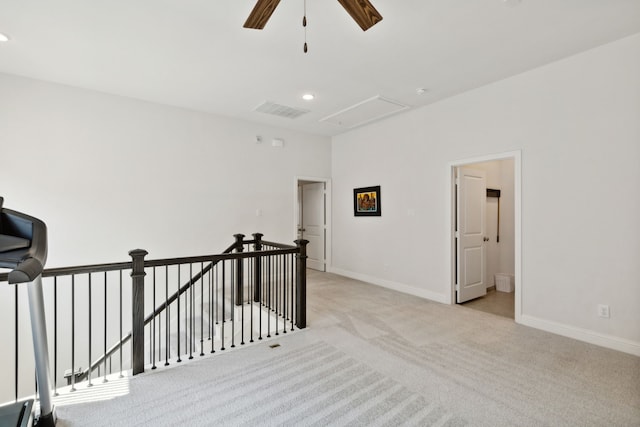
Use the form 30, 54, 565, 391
55, 271, 640, 426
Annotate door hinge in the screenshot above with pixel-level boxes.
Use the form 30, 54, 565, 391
455, 231, 459, 239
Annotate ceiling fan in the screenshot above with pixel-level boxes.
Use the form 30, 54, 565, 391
243, 0, 383, 32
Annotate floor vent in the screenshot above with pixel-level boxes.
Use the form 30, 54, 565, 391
254, 102, 310, 119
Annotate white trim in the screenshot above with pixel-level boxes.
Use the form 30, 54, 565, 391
447, 150, 522, 323
328, 267, 449, 304
294, 176, 332, 271
520, 315, 640, 357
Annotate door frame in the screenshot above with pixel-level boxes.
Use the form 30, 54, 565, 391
448, 150, 522, 322
294, 176, 332, 271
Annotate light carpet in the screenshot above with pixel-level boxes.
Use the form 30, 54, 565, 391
56, 336, 465, 426
55, 271, 640, 426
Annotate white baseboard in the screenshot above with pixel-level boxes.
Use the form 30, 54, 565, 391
327, 267, 448, 305
520, 314, 640, 357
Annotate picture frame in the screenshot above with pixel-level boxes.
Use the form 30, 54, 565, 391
353, 186, 381, 217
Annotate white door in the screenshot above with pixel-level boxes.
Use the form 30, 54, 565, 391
456, 167, 487, 303
301, 182, 325, 271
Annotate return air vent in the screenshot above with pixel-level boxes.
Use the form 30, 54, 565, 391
320, 96, 409, 129
254, 101, 310, 119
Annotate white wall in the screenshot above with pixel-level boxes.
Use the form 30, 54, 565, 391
331, 34, 640, 354
0, 72, 331, 402
0, 73, 331, 267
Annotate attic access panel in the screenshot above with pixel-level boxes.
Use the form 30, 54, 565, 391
320, 96, 409, 129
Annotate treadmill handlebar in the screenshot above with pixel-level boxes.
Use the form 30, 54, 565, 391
0, 197, 48, 284
9, 257, 45, 284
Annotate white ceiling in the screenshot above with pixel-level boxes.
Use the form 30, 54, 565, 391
1, 0, 639, 136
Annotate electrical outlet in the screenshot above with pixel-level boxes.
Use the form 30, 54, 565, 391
597, 304, 610, 318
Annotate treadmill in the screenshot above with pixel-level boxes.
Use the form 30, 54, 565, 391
0, 197, 55, 427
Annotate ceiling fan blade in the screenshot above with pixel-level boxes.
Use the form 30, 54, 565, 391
243, 0, 282, 30
337, 0, 383, 31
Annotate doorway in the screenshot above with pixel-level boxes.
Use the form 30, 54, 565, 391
294, 177, 331, 272
450, 151, 521, 321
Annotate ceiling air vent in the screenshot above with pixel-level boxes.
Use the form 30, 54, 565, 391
320, 96, 409, 129
254, 101, 310, 119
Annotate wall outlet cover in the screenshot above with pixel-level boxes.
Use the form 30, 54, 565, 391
597, 304, 610, 318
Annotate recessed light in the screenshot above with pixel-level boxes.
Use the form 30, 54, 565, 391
0, 33, 10, 42
302, 93, 315, 101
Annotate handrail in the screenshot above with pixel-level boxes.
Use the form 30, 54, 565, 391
260, 240, 297, 250
0, 245, 300, 282
0, 242, 300, 282
0, 262, 132, 282
142, 247, 297, 268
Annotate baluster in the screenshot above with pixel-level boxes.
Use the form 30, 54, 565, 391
275, 254, 279, 336
152, 267, 156, 370
231, 259, 235, 348
211, 263, 217, 354
259, 255, 263, 341
263, 250, 267, 309
267, 255, 271, 338
164, 264, 169, 367
54, 277, 58, 395
177, 264, 181, 363
215, 263, 219, 327
103, 272, 108, 382
249, 256, 254, 344
221, 261, 226, 351
119, 270, 123, 378
209, 264, 214, 354
14, 285, 18, 401
158, 267, 163, 364
282, 255, 287, 334
189, 263, 194, 360
200, 262, 204, 356
88, 273, 93, 387
241, 257, 245, 346
207, 264, 211, 342
165, 305, 170, 366
71, 274, 76, 392
278, 255, 284, 333
290, 253, 295, 332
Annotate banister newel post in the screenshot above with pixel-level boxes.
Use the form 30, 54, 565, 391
129, 249, 148, 376
252, 233, 263, 303
294, 239, 308, 329
234, 234, 245, 306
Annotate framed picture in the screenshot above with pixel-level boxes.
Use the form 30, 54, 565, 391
354, 186, 381, 217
